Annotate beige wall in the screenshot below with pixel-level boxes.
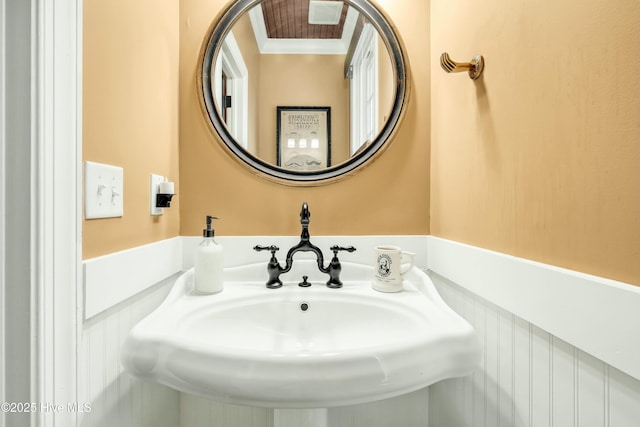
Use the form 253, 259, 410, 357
430, 0, 640, 285
83, 0, 429, 259
180, 0, 430, 238
82, 0, 639, 287
83, 0, 180, 259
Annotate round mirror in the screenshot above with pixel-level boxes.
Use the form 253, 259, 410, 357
199, 0, 410, 185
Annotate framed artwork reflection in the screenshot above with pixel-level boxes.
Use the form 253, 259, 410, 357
277, 106, 331, 171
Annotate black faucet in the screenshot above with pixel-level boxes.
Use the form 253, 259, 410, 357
254, 202, 356, 288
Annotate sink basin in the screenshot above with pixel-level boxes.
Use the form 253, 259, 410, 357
121, 260, 480, 408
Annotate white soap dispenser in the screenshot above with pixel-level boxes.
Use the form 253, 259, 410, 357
194, 215, 224, 294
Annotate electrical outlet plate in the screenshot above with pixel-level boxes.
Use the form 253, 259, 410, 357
150, 174, 165, 216
84, 161, 124, 219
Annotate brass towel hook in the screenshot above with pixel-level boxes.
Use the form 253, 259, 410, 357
440, 52, 485, 80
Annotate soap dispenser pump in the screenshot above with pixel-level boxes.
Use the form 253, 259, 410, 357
194, 215, 224, 294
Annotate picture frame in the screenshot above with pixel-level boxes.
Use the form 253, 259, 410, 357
277, 106, 331, 171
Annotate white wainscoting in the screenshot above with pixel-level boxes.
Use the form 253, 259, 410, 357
78, 276, 180, 427
180, 395, 273, 427
180, 388, 428, 427
427, 236, 640, 382
83, 237, 182, 319
429, 273, 640, 427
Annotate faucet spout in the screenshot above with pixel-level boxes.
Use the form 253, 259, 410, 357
285, 202, 324, 274
300, 202, 311, 240
300, 202, 310, 223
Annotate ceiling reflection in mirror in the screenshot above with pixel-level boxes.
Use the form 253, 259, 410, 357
199, 0, 410, 184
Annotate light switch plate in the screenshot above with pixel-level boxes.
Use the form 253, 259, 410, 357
150, 174, 165, 216
84, 161, 124, 219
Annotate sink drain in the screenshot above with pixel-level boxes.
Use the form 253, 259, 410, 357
300, 302, 309, 312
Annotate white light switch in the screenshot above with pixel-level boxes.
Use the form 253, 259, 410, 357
84, 161, 124, 219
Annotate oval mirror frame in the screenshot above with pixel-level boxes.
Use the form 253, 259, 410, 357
198, 0, 410, 186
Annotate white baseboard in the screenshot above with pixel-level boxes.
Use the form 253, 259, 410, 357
427, 236, 640, 382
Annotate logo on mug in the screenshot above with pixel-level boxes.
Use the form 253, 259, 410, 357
377, 254, 392, 277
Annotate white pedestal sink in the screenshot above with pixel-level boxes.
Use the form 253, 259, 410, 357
121, 260, 480, 412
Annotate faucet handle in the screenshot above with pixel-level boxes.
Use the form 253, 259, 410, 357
330, 245, 356, 255
254, 245, 280, 254
326, 246, 355, 289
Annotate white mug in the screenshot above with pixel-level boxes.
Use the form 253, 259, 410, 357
373, 245, 416, 292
